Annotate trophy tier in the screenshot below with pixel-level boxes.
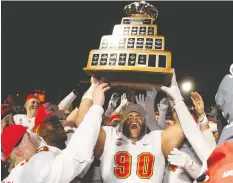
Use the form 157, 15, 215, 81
83, 7, 173, 90
83, 49, 172, 90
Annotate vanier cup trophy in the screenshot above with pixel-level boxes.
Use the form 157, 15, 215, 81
83, 1, 173, 90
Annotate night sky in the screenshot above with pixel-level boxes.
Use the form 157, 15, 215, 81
2, 1, 233, 105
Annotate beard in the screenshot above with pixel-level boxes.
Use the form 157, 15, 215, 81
122, 120, 146, 140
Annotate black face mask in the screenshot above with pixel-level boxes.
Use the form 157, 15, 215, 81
122, 120, 146, 140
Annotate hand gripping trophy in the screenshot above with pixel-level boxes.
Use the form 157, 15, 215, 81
83, 1, 173, 90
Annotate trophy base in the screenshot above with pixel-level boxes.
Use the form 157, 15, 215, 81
83, 67, 173, 90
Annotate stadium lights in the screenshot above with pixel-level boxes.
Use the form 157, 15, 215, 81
181, 81, 193, 93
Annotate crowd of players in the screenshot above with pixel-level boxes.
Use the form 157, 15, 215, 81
1, 65, 233, 183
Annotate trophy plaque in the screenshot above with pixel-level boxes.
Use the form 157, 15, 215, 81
83, 1, 173, 89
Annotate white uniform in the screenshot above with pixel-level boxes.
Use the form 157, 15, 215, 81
100, 125, 165, 183
163, 140, 202, 183
13, 114, 35, 130
3, 160, 26, 183
4, 105, 103, 183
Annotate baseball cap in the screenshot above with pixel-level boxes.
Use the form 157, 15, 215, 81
122, 103, 146, 120
26, 94, 40, 101
33, 103, 65, 133
197, 142, 233, 183
108, 115, 121, 126
1, 125, 27, 162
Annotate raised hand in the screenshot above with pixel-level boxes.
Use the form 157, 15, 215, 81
108, 93, 120, 109
93, 83, 111, 106
157, 98, 169, 112
135, 94, 146, 110
161, 70, 183, 103
146, 88, 157, 100
120, 93, 128, 107
168, 148, 193, 168
191, 92, 205, 116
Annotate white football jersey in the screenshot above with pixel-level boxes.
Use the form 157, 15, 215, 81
13, 114, 35, 130
100, 126, 165, 183
3, 160, 27, 183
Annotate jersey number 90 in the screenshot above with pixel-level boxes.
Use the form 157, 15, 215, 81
114, 151, 155, 179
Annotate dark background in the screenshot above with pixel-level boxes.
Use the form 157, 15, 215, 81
2, 1, 233, 105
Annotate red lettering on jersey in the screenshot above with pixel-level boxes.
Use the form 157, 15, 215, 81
114, 151, 132, 179
136, 153, 155, 179
114, 152, 155, 179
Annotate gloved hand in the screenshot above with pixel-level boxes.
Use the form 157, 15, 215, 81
108, 93, 120, 109
136, 94, 146, 110
157, 98, 169, 129
120, 93, 128, 107
114, 93, 129, 114
157, 98, 169, 112
146, 88, 157, 101
168, 148, 193, 168
168, 148, 202, 179
168, 97, 175, 110
105, 93, 120, 117
161, 70, 183, 104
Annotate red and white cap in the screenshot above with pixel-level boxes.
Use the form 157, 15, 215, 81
108, 115, 121, 125
26, 94, 40, 101
33, 103, 65, 133
1, 125, 27, 162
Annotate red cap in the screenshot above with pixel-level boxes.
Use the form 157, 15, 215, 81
108, 115, 121, 125
206, 142, 233, 183
26, 94, 40, 101
1, 125, 27, 162
33, 103, 64, 133
109, 115, 121, 122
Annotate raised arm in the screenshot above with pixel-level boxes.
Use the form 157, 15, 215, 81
58, 90, 77, 111
161, 70, 213, 162
25, 83, 110, 183
75, 79, 95, 127
143, 89, 163, 131
161, 109, 184, 157
191, 91, 216, 148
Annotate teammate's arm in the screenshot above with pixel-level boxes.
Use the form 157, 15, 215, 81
94, 128, 106, 158
145, 91, 163, 131
20, 83, 110, 183
74, 77, 107, 159
161, 70, 213, 162
161, 110, 184, 157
